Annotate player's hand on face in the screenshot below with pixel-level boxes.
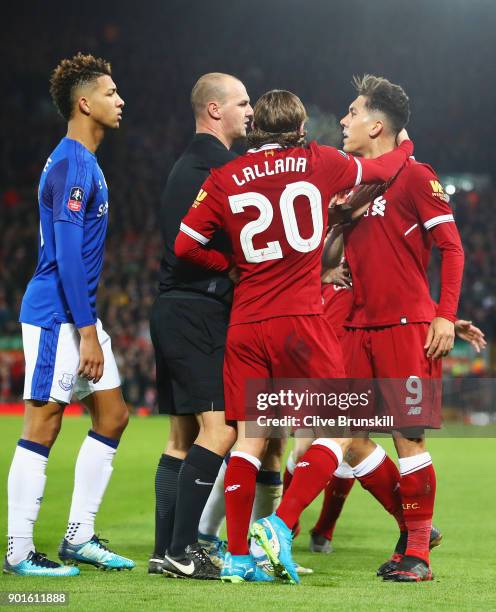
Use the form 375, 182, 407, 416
321, 261, 352, 288
78, 326, 104, 383
454, 319, 487, 353
396, 128, 410, 145
424, 317, 455, 359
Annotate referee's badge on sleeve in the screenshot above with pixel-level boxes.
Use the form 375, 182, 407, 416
68, 186, 84, 211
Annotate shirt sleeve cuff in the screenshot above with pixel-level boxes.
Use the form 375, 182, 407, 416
435, 310, 457, 323
74, 318, 97, 329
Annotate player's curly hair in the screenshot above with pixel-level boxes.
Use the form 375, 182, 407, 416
353, 74, 410, 134
248, 90, 307, 149
49, 53, 112, 121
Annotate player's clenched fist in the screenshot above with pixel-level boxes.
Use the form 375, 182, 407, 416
424, 316, 455, 359
78, 325, 104, 382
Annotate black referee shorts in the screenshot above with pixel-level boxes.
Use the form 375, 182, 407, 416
150, 293, 230, 415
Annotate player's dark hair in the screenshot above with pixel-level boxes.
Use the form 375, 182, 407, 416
248, 90, 307, 149
352, 74, 410, 134
49, 53, 112, 121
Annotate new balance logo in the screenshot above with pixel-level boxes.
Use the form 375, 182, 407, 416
225, 484, 241, 492
195, 479, 214, 486
296, 461, 310, 468
407, 406, 423, 416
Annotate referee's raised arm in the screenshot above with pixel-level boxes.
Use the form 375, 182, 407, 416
149, 73, 253, 579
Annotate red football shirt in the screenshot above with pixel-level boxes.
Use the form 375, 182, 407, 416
177, 140, 413, 326
343, 158, 464, 327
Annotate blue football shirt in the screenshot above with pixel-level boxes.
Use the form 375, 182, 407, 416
20, 137, 109, 328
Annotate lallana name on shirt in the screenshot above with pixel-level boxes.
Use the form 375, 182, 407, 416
232, 157, 307, 186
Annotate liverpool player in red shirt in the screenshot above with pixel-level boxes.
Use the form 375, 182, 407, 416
174, 89, 414, 583
334, 75, 464, 582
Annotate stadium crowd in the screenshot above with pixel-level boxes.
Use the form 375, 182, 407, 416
1, 6, 495, 408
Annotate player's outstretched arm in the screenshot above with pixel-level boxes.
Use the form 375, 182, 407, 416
328, 184, 386, 227
359, 138, 413, 185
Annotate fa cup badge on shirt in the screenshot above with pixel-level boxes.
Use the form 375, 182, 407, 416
68, 186, 84, 211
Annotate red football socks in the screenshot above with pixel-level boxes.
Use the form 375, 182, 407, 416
400, 461, 436, 564
282, 463, 300, 537
312, 475, 355, 540
224, 454, 259, 555
357, 454, 406, 532
276, 443, 340, 530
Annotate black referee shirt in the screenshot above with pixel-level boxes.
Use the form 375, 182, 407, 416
158, 133, 237, 304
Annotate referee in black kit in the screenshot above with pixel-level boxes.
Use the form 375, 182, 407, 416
149, 73, 253, 579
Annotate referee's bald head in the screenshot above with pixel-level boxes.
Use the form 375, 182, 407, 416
191, 73, 242, 118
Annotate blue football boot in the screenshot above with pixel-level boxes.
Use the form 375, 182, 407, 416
220, 552, 274, 583
3, 551, 79, 576
250, 513, 299, 584
59, 535, 135, 570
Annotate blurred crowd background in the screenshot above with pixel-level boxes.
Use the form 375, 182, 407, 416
1, 0, 495, 409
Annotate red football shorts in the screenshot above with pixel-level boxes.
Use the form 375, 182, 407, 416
224, 314, 345, 421
341, 323, 442, 430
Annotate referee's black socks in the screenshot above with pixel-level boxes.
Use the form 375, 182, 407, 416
154, 454, 183, 558
169, 444, 224, 557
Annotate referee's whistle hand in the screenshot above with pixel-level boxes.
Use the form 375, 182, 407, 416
78, 326, 105, 382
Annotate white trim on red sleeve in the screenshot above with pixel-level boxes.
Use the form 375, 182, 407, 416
404, 223, 418, 236
423, 214, 454, 230
353, 156, 363, 186
179, 222, 210, 245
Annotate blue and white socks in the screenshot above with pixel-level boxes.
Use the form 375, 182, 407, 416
64, 431, 118, 545
7, 440, 49, 564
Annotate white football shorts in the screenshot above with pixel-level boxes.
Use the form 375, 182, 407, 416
22, 319, 121, 404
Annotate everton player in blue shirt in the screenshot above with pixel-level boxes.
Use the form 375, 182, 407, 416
4, 54, 134, 576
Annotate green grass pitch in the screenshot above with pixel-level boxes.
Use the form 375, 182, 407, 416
1, 416, 495, 611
